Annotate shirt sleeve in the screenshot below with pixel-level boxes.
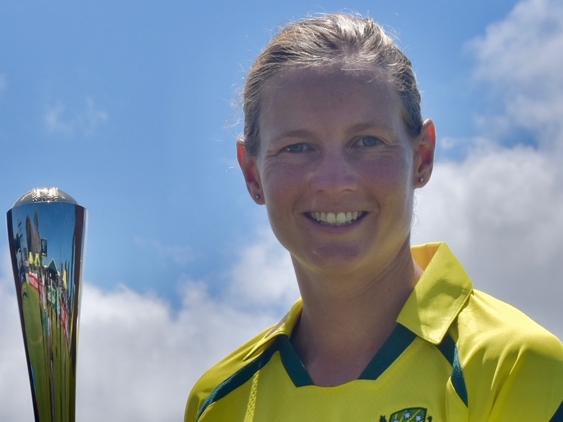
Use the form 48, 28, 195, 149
487, 333, 563, 421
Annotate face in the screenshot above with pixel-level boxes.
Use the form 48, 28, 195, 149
239, 66, 434, 278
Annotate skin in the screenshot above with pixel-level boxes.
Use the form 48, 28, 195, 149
238, 65, 436, 386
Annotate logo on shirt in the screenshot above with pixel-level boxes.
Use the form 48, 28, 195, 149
379, 407, 432, 422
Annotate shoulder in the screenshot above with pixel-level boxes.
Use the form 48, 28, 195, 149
184, 300, 302, 422
455, 289, 563, 419
184, 324, 278, 422
459, 289, 562, 359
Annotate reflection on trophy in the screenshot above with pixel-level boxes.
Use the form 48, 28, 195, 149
7, 188, 86, 422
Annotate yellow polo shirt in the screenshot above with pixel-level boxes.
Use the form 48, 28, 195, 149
185, 243, 563, 421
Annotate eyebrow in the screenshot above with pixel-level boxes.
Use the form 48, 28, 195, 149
347, 121, 391, 134
270, 129, 316, 145
269, 121, 393, 145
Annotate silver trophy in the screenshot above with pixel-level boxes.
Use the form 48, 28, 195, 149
7, 187, 86, 422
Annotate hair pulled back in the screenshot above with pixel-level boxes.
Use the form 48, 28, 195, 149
242, 13, 423, 155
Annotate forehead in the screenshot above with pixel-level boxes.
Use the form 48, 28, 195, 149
259, 65, 404, 138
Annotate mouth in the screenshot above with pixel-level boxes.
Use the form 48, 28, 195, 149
305, 211, 367, 226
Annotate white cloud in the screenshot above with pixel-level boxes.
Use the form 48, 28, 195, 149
412, 146, 563, 338
0, 250, 34, 422
0, 232, 290, 422
76, 282, 276, 422
45, 102, 73, 134
412, 0, 563, 338
228, 229, 299, 310
44, 97, 109, 136
469, 0, 563, 147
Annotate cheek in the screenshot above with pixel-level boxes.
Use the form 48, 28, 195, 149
361, 154, 415, 223
259, 164, 304, 247
260, 161, 305, 200
361, 153, 413, 190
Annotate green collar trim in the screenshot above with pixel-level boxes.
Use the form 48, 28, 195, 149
277, 336, 314, 386
359, 324, 416, 380
277, 323, 416, 387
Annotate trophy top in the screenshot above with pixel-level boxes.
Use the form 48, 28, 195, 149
13, 187, 78, 207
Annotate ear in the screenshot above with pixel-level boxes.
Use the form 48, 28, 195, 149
237, 140, 265, 204
413, 119, 436, 188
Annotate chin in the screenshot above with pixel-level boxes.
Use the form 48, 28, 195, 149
298, 246, 367, 273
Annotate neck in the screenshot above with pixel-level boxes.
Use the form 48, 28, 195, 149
291, 240, 421, 386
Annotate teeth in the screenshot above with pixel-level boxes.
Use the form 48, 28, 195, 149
310, 211, 364, 226
327, 213, 336, 224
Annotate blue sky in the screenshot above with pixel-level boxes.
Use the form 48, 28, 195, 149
1, 1, 562, 420
1, 0, 517, 300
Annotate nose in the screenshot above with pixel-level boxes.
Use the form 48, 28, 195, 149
306, 150, 357, 195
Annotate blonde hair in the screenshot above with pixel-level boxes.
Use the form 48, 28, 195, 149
242, 13, 423, 155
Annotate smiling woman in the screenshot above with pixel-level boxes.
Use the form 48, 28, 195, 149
185, 13, 563, 422
246, 66, 429, 286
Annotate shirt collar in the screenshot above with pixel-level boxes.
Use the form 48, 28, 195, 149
243, 300, 303, 361
244, 242, 472, 360
397, 242, 473, 344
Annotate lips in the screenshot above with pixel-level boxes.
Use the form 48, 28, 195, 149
306, 211, 367, 226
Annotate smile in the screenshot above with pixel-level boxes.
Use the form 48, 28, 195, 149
306, 211, 366, 226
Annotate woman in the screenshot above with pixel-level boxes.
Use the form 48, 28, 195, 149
186, 14, 563, 421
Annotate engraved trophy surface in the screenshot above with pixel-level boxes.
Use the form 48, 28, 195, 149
7, 187, 86, 422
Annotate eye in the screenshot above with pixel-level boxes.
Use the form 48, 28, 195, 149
353, 135, 384, 148
282, 143, 313, 153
